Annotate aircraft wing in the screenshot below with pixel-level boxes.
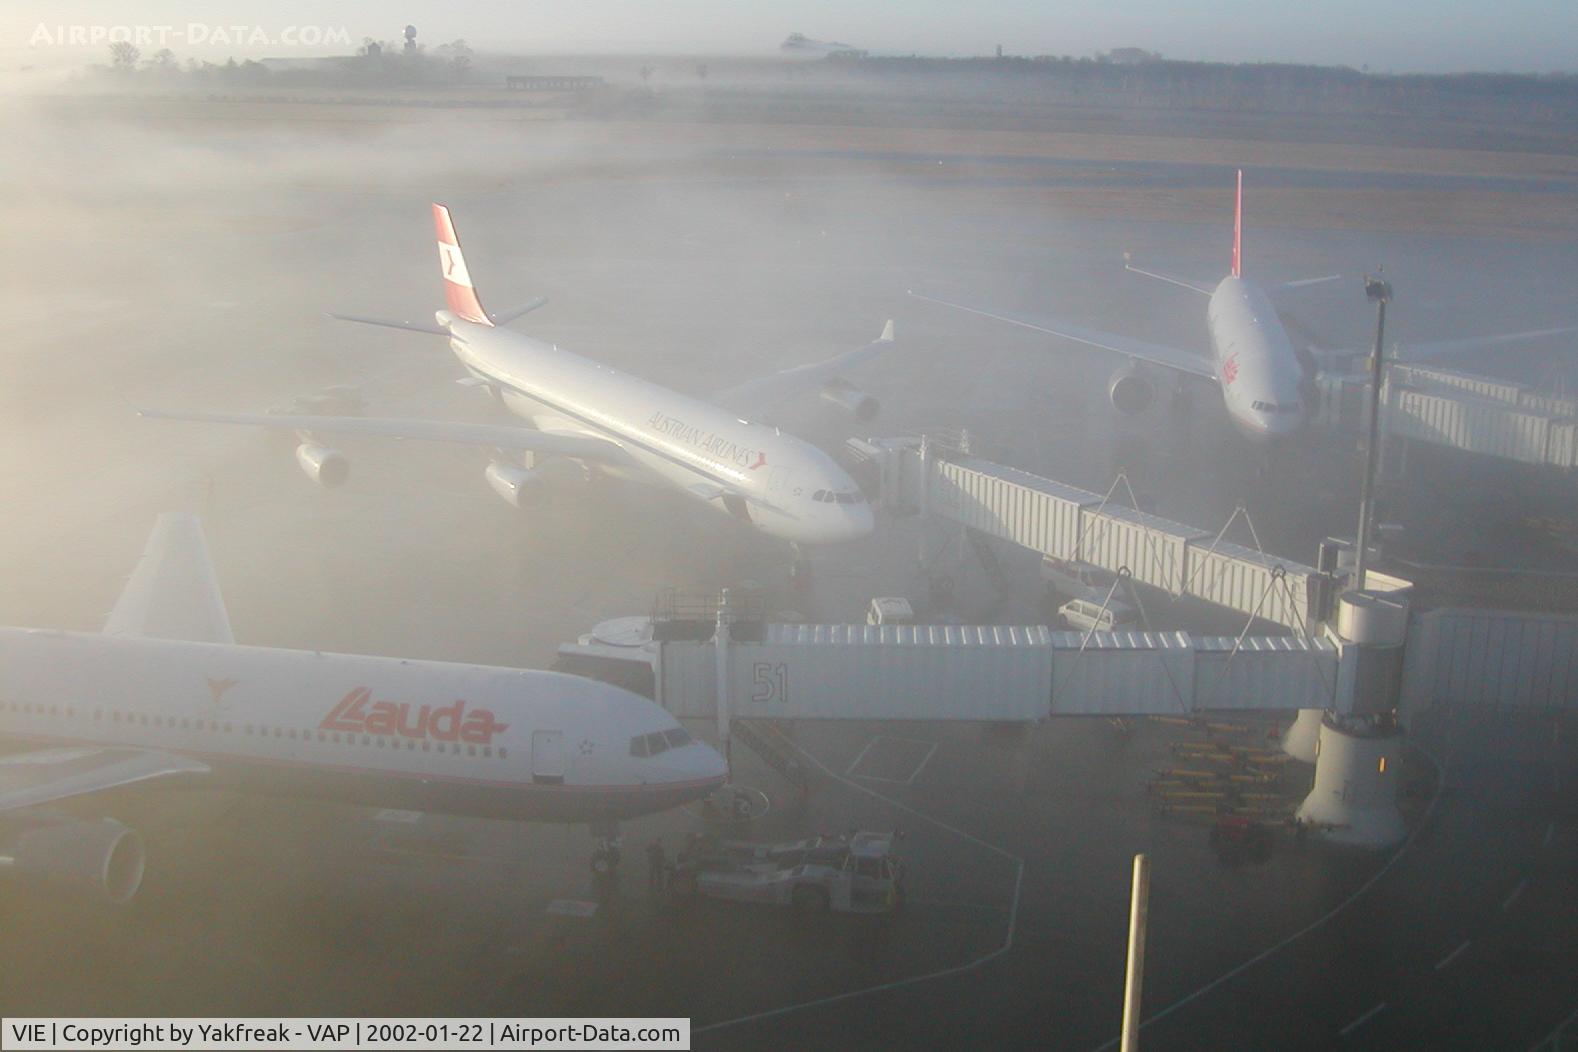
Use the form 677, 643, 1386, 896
0, 747, 209, 813
1395, 325, 1578, 362
908, 290, 1217, 383
709, 320, 895, 416
139, 408, 637, 466
104, 512, 234, 645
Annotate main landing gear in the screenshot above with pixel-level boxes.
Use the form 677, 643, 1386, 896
590, 820, 622, 875
790, 544, 813, 593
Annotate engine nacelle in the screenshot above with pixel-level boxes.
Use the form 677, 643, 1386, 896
485, 461, 549, 509
819, 380, 880, 423
1107, 365, 1155, 415
295, 443, 349, 487
0, 813, 145, 904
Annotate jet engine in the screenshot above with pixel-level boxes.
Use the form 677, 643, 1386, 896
1107, 364, 1156, 415
819, 380, 880, 423
0, 813, 146, 904
295, 443, 349, 487
485, 461, 549, 509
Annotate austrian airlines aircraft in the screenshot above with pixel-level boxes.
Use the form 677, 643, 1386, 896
145, 205, 890, 548
0, 514, 727, 902
912, 170, 1576, 443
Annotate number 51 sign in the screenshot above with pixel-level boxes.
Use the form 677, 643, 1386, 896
750, 662, 787, 704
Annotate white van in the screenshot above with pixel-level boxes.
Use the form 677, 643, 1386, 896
1057, 597, 1140, 632
1039, 555, 1117, 601
866, 597, 916, 626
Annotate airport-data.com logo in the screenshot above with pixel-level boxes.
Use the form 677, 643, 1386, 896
28, 23, 353, 49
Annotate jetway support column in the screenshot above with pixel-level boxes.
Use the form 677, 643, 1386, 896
1281, 708, 1324, 763
714, 591, 732, 770
1295, 590, 1409, 847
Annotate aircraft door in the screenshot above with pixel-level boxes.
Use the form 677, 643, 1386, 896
531, 729, 566, 785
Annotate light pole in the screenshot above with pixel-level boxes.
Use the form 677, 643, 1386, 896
1352, 274, 1392, 591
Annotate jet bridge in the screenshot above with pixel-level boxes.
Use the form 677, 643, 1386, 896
1319, 362, 1578, 470
557, 610, 1353, 723
843, 434, 1346, 634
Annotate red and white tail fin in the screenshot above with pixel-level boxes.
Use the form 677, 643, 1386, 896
1230, 169, 1243, 278
432, 203, 492, 326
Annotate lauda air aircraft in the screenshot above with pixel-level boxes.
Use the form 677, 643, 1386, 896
0, 514, 727, 901
912, 170, 1576, 443
145, 205, 891, 554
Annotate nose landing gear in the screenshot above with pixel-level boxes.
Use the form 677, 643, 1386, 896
590, 820, 622, 874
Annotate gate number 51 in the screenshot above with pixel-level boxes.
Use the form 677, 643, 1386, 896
751, 662, 787, 704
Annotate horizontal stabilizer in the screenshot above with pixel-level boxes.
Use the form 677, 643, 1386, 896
1124, 263, 1213, 296
1277, 275, 1343, 290
104, 513, 234, 645
326, 312, 447, 336
490, 297, 549, 326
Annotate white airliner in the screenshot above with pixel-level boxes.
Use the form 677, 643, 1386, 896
0, 514, 727, 902
912, 169, 1576, 443
145, 204, 890, 549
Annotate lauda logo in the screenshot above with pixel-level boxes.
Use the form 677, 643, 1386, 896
319, 687, 510, 744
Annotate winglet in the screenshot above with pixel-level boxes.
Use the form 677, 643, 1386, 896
879, 319, 895, 342
432, 203, 492, 326
1231, 169, 1243, 279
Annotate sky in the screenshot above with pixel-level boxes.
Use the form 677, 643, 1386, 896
4, 1, 1576, 74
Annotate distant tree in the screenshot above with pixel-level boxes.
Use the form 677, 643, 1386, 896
108, 41, 140, 72
359, 38, 382, 59
145, 48, 178, 74
435, 39, 472, 82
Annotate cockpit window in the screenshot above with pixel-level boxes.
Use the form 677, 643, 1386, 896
834, 491, 865, 504
633, 730, 681, 758
813, 490, 829, 502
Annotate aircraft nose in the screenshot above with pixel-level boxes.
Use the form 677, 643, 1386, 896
674, 740, 728, 786
843, 502, 875, 541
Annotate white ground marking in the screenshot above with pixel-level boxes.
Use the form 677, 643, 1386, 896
1086, 744, 1446, 1052
694, 724, 1023, 1036
1502, 878, 1528, 911
1339, 1002, 1387, 1038
1527, 1003, 1578, 1052
1434, 939, 1471, 971
846, 735, 940, 785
